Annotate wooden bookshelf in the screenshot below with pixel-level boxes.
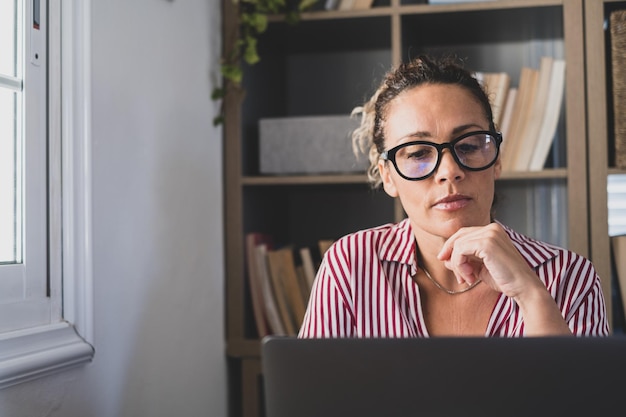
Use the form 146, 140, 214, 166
223, 1, 596, 416
585, 0, 626, 332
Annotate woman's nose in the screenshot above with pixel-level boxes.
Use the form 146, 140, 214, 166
434, 149, 465, 182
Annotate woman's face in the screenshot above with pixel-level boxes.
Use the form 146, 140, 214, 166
378, 83, 501, 242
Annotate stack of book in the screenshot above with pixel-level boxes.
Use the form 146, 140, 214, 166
477, 56, 566, 172
245, 233, 334, 337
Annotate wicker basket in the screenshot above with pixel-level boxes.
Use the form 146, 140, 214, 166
611, 10, 626, 169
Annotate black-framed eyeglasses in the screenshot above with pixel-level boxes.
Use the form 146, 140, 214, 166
380, 130, 502, 181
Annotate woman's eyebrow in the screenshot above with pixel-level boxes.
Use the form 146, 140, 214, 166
403, 124, 484, 141
404, 131, 432, 140
451, 124, 484, 135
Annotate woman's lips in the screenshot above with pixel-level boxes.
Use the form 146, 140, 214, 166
433, 194, 471, 210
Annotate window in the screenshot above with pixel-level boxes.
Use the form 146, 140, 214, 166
0, 0, 50, 334
0, 0, 94, 388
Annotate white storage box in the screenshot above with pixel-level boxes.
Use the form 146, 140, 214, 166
259, 115, 368, 174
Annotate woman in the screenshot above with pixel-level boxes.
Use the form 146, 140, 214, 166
298, 55, 609, 338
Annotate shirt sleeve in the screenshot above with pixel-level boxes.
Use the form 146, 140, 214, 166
537, 249, 609, 336
564, 266, 610, 336
298, 245, 355, 338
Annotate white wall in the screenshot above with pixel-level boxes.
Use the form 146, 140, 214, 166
0, 0, 227, 416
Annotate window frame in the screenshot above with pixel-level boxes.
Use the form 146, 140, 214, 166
0, 0, 94, 389
0, 0, 52, 333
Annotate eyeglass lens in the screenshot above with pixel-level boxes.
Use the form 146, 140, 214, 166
394, 133, 498, 179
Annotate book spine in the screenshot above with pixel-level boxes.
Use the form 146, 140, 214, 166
245, 233, 270, 338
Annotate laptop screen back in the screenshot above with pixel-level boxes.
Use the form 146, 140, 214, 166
261, 335, 626, 417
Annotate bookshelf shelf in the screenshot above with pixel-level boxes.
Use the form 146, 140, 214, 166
223, 0, 597, 415
609, 167, 626, 176
290, 0, 569, 21
240, 169, 568, 186
499, 168, 569, 180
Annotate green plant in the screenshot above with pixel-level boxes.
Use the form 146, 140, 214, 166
212, 0, 318, 126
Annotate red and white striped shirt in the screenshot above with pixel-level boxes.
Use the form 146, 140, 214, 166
298, 219, 609, 338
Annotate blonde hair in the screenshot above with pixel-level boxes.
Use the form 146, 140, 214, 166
351, 84, 385, 189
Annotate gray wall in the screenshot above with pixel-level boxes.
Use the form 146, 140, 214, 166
0, 0, 227, 416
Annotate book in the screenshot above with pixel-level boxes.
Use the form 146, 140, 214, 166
351, 0, 374, 9
295, 264, 311, 303
499, 82, 522, 170
324, 0, 340, 9
527, 58, 566, 171
512, 56, 554, 171
428, 0, 497, 3
476, 72, 493, 118
611, 235, 626, 324
500, 66, 539, 171
256, 243, 287, 336
475, 71, 491, 96
498, 87, 518, 143
477, 71, 511, 128
299, 246, 317, 290
245, 233, 272, 338
318, 239, 335, 257
337, 0, 355, 10
263, 245, 297, 335
267, 247, 308, 335
491, 72, 511, 128
611, 10, 626, 169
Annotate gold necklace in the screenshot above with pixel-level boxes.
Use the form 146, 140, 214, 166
420, 264, 482, 295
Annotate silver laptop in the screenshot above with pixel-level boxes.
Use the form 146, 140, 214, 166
261, 335, 626, 417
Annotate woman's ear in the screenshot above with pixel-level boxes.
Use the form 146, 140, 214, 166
379, 160, 399, 197
493, 155, 502, 179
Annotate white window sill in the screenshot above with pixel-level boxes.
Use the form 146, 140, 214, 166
0, 322, 94, 389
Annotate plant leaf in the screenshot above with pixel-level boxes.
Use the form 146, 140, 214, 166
212, 0, 323, 116
298, 0, 318, 11
243, 36, 260, 65
242, 12, 267, 34
211, 87, 225, 100
213, 115, 225, 126
222, 64, 243, 84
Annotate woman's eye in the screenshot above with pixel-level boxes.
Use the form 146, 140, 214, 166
406, 147, 434, 160
456, 143, 479, 154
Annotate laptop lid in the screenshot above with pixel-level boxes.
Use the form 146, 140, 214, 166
261, 335, 626, 417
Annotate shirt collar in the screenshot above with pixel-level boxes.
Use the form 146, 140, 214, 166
377, 218, 418, 273
377, 218, 560, 271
